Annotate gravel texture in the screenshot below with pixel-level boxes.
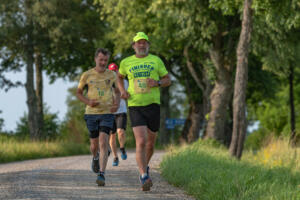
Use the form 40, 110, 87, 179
0, 150, 195, 200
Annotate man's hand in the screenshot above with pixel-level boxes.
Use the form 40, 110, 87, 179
88, 99, 99, 107
147, 78, 159, 88
110, 102, 119, 113
120, 91, 130, 99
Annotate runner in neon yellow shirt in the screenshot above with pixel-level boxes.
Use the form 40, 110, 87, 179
118, 32, 171, 191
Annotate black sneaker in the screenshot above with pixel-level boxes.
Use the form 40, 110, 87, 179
96, 173, 105, 186
91, 152, 99, 173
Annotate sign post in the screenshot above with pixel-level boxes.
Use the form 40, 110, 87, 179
165, 118, 186, 143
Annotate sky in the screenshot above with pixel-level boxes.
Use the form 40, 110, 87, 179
0, 70, 76, 132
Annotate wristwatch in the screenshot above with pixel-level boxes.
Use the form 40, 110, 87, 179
157, 80, 161, 87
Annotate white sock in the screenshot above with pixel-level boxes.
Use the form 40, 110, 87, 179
141, 173, 147, 178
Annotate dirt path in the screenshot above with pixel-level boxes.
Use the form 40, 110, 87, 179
0, 150, 194, 200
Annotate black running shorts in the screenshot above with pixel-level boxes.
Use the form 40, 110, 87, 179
129, 103, 160, 132
111, 113, 127, 134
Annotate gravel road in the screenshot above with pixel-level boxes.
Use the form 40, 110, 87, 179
0, 150, 194, 200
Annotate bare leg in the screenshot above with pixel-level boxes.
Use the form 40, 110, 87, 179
90, 137, 99, 157
146, 128, 157, 165
99, 132, 109, 172
133, 126, 148, 175
117, 128, 126, 148
109, 133, 118, 158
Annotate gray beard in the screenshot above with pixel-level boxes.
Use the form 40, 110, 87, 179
136, 48, 149, 56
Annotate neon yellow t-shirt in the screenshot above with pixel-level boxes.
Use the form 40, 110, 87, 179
78, 68, 116, 114
119, 54, 168, 107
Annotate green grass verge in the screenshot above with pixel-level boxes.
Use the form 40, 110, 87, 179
0, 136, 89, 163
160, 139, 300, 200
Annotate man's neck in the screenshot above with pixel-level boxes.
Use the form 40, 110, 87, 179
94, 66, 106, 73
135, 54, 148, 58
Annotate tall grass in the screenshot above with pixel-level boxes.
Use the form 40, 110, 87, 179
160, 139, 300, 200
0, 135, 89, 163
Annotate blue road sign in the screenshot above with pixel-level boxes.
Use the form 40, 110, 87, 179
165, 118, 186, 129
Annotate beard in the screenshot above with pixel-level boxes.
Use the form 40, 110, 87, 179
135, 46, 149, 56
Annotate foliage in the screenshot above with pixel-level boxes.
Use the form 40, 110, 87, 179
0, 135, 89, 163
0, 110, 4, 132
15, 106, 61, 140
59, 87, 89, 144
247, 139, 300, 172
161, 139, 300, 200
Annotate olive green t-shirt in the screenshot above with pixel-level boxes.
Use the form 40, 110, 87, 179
119, 54, 168, 106
78, 68, 116, 114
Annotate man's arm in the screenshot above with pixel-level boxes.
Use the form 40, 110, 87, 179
76, 88, 99, 107
111, 85, 121, 113
117, 72, 130, 99
147, 74, 171, 88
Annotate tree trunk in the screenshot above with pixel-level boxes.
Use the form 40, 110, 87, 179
25, 0, 38, 140
289, 65, 297, 147
180, 100, 202, 143
35, 50, 44, 139
205, 35, 233, 143
229, 0, 253, 159
160, 86, 171, 144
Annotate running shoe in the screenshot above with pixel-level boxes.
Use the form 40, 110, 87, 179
120, 149, 127, 160
112, 157, 119, 166
146, 166, 153, 187
139, 175, 152, 191
96, 173, 105, 186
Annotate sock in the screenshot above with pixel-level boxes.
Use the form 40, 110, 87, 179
141, 173, 147, 178
99, 171, 105, 176
120, 147, 125, 153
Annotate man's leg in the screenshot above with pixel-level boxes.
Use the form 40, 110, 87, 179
90, 137, 100, 173
90, 137, 99, 157
146, 128, 157, 165
109, 133, 118, 158
109, 132, 119, 166
99, 132, 109, 172
133, 126, 148, 175
117, 128, 126, 148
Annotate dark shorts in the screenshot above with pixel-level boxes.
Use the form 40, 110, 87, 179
84, 114, 115, 138
111, 113, 127, 134
129, 103, 160, 132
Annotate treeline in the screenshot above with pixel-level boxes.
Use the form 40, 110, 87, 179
1, 0, 299, 158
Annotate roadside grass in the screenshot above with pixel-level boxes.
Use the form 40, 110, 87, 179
160, 139, 300, 200
0, 135, 89, 163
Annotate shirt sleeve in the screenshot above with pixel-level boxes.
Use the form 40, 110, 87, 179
119, 60, 127, 76
78, 72, 87, 90
157, 57, 168, 77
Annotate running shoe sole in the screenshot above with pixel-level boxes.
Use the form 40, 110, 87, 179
96, 179, 105, 186
141, 179, 152, 191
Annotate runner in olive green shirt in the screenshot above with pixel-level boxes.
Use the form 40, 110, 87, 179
118, 32, 171, 191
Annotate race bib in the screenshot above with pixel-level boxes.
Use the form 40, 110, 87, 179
134, 79, 150, 94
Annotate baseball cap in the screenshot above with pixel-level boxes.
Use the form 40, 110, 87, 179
108, 63, 118, 71
133, 32, 149, 42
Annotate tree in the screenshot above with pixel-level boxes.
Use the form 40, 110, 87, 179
251, 0, 300, 146
229, 0, 253, 159
0, 0, 107, 139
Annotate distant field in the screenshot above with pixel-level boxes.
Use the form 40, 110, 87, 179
160, 139, 300, 200
0, 136, 89, 163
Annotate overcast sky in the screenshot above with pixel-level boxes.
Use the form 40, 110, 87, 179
0, 70, 75, 132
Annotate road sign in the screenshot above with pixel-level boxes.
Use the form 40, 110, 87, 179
165, 118, 186, 129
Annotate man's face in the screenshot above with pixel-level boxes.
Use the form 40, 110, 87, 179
95, 53, 109, 68
133, 39, 149, 56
